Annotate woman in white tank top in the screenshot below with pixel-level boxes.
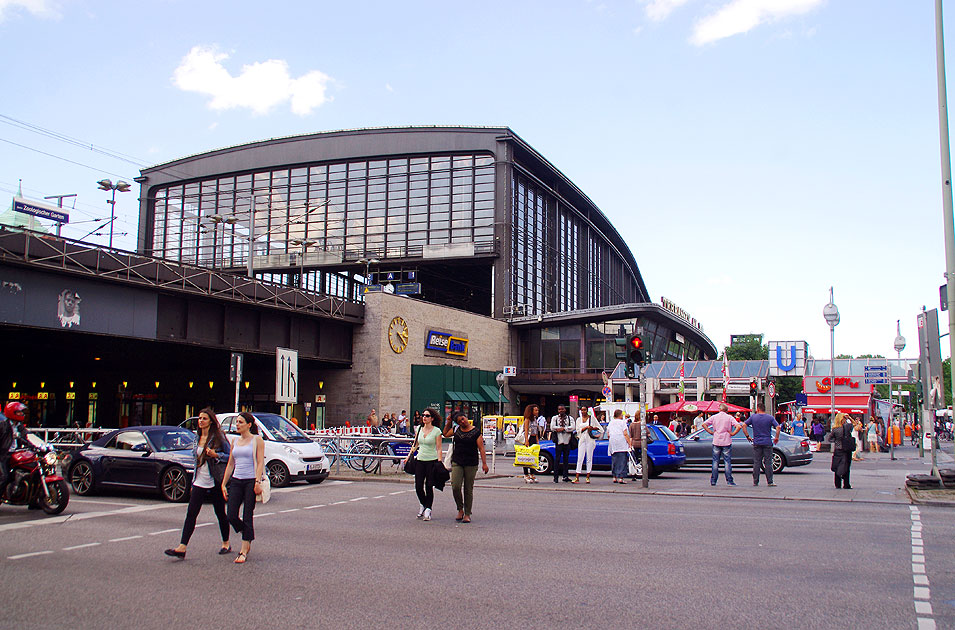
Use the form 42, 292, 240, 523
222, 412, 265, 564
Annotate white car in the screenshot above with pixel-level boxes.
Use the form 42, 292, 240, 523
218, 412, 330, 487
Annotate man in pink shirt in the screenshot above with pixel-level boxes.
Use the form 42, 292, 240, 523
703, 403, 741, 486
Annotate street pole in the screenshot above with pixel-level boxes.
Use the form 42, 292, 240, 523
824, 288, 840, 431
640, 366, 648, 489
935, 0, 955, 440
43, 193, 76, 238
893, 321, 906, 460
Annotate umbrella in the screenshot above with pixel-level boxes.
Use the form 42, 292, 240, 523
647, 400, 750, 414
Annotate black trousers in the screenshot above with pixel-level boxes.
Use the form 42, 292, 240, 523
414, 459, 439, 509
226, 478, 256, 542
834, 467, 851, 488
554, 443, 571, 480
180, 485, 230, 545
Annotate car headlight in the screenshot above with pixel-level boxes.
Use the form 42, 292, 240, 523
283, 446, 302, 456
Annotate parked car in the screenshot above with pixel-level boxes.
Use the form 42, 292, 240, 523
67, 426, 196, 502
534, 424, 685, 478
679, 429, 812, 474
216, 412, 330, 487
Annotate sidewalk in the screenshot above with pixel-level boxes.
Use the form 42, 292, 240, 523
327, 445, 955, 506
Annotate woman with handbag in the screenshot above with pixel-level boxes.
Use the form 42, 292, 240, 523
573, 407, 601, 484
443, 411, 488, 523
164, 407, 232, 559
402, 407, 443, 521
222, 412, 265, 564
829, 413, 855, 489
518, 404, 540, 483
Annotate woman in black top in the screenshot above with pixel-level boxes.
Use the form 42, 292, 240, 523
443, 411, 488, 523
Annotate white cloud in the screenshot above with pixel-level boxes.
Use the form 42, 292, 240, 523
0, 0, 58, 21
691, 0, 825, 46
642, 0, 690, 22
385, 83, 394, 93
172, 46, 332, 116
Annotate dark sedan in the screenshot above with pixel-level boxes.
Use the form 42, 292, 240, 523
67, 426, 196, 502
679, 429, 812, 474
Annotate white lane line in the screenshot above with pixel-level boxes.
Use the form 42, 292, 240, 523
913, 554, 926, 563
913, 563, 925, 574
0, 503, 182, 533
915, 575, 929, 585
349, 497, 368, 502
373, 495, 387, 499
8, 550, 53, 560
915, 587, 931, 600
915, 602, 933, 615
910, 511, 934, 629
148, 528, 180, 536
389, 491, 404, 496
196, 523, 212, 528
63, 542, 101, 551
917, 618, 937, 630
331, 501, 347, 505
109, 535, 143, 543
329, 480, 353, 485
303, 505, 325, 509
280, 509, 300, 513
70, 499, 139, 507
257, 512, 275, 517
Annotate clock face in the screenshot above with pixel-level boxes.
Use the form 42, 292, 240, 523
388, 316, 409, 353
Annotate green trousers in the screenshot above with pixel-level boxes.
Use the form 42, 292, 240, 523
450, 464, 478, 516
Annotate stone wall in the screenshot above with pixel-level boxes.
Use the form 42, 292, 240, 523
322, 292, 515, 426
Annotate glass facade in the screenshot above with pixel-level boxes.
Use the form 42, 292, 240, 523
520, 318, 707, 374
149, 153, 496, 271
511, 171, 642, 316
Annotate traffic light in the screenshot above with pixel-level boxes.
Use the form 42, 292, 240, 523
916, 381, 924, 406
749, 379, 758, 397
626, 334, 645, 378
614, 336, 628, 362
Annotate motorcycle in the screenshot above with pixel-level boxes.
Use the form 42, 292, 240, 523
3, 443, 70, 515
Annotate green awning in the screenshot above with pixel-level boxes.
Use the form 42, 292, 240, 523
446, 390, 468, 402
480, 384, 509, 404
463, 391, 483, 403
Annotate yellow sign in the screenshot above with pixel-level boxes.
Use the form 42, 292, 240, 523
8, 392, 19, 399
89, 393, 98, 400
37, 392, 49, 400
66, 392, 76, 400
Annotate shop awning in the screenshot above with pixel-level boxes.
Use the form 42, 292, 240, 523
446, 390, 482, 403
802, 394, 871, 414
480, 384, 509, 404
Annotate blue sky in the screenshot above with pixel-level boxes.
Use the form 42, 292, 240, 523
0, 0, 950, 360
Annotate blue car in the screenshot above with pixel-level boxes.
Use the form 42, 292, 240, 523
535, 424, 685, 478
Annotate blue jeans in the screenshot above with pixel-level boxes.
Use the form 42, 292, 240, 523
710, 444, 733, 484
611, 451, 629, 479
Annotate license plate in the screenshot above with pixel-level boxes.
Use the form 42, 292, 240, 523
306, 463, 325, 472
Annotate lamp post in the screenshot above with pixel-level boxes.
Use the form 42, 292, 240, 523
892, 321, 906, 460
208, 214, 237, 269
357, 257, 380, 286
290, 238, 317, 289
96, 179, 131, 249
823, 287, 840, 429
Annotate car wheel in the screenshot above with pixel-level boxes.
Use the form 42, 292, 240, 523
69, 461, 96, 496
772, 450, 785, 474
267, 460, 291, 487
646, 459, 660, 479
536, 452, 553, 475
160, 466, 189, 502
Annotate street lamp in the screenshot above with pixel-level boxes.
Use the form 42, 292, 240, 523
290, 238, 317, 289
357, 257, 380, 285
892, 320, 906, 460
823, 287, 840, 428
96, 179, 131, 249
208, 214, 237, 268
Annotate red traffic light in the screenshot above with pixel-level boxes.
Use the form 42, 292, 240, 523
629, 336, 643, 350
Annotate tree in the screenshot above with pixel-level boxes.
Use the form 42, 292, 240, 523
723, 339, 767, 361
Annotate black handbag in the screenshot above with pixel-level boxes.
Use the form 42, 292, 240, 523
569, 434, 579, 450
209, 459, 227, 486
404, 427, 422, 475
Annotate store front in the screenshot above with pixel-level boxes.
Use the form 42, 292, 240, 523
410, 365, 508, 422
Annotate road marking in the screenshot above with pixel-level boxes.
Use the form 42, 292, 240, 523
329, 480, 353, 485
280, 509, 300, 513
349, 497, 368, 502
913, 554, 925, 563
196, 522, 212, 528
910, 508, 934, 629
915, 575, 929, 585
303, 505, 325, 509
8, 550, 53, 560
913, 563, 926, 574
331, 501, 347, 505
373, 495, 387, 499
70, 499, 138, 507
0, 502, 181, 533
257, 512, 275, 517
63, 542, 101, 551
109, 535, 143, 543
915, 602, 933, 615
389, 491, 404, 495
148, 528, 180, 536
915, 587, 931, 600
917, 618, 937, 630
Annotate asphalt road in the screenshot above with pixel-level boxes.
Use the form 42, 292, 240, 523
0, 470, 951, 629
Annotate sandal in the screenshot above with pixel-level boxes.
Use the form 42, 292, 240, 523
234, 552, 247, 564
218, 546, 233, 555
571, 478, 579, 484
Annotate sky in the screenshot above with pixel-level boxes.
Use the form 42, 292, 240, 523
0, 0, 951, 361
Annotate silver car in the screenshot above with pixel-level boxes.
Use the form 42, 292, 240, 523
679, 429, 812, 474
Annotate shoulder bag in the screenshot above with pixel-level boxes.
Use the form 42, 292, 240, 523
255, 470, 271, 504
404, 426, 422, 475
443, 438, 455, 471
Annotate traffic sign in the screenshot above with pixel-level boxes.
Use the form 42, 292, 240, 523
275, 347, 298, 403
768, 382, 776, 398
864, 377, 889, 385
601, 386, 612, 398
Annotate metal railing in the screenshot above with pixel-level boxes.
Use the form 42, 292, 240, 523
27, 427, 111, 448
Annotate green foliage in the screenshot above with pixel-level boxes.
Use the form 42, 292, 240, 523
723, 339, 767, 361
773, 376, 802, 403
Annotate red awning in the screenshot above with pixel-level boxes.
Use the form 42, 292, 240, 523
803, 394, 871, 414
